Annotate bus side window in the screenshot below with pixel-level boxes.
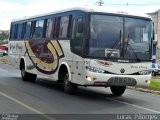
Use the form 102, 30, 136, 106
10, 24, 16, 40
71, 17, 85, 56
24, 22, 31, 39
17, 23, 23, 40
34, 20, 44, 38
13, 24, 18, 40
59, 16, 69, 38
45, 18, 55, 38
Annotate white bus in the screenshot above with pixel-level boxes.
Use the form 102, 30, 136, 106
9, 6, 153, 96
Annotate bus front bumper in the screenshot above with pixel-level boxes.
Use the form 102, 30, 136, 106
84, 71, 151, 87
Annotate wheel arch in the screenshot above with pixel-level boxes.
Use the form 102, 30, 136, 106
58, 62, 72, 82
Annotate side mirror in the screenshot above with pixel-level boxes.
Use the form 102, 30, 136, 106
153, 34, 157, 45
152, 22, 157, 44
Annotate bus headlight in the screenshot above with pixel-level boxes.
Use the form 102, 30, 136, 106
138, 70, 151, 75
86, 76, 96, 81
86, 66, 105, 73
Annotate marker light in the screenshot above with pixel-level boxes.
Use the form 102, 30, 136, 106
147, 80, 151, 84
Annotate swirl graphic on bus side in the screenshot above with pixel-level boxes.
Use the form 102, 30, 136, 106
25, 40, 64, 74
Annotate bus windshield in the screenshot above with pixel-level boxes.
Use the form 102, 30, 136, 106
88, 14, 152, 61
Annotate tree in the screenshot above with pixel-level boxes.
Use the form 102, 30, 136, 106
0, 31, 9, 40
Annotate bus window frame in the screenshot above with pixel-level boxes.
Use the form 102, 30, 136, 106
30, 21, 36, 39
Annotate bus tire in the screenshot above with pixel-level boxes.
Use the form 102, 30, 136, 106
110, 86, 126, 96
21, 64, 37, 82
29, 73, 37, 83
21, 64, 28, 81
63, 73, 77, 94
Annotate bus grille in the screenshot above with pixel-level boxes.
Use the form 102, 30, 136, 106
107, 77, 137, 86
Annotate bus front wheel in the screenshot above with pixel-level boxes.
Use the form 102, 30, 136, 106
110, 86, 126, 96
63, 73, 77, 94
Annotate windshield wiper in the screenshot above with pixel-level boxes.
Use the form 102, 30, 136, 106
124, 34, 141, 62
105, 29, 122, 59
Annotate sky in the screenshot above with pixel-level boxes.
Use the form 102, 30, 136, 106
1, 0, 160, 30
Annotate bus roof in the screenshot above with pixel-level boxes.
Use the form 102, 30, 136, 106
12, 6, 151, 22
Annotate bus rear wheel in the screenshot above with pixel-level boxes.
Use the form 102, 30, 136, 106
21, 64, 37, 82
63, 73, 77, 94
110, 86, 126, 96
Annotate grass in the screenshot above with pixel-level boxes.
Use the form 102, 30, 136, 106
129, 79, 160, 94
149, 79, 160, 90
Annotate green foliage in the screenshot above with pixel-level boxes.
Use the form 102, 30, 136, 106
0, 31, 9, 40
149, 80, 160, 90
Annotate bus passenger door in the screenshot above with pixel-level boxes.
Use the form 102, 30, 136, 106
71, 16, 86, 84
